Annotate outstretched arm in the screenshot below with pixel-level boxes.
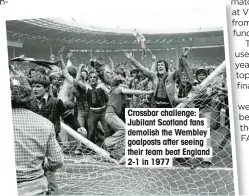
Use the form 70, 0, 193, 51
68, 52, 78, 67
174, 48, 195, 82
61, 68, 74, 84
73, 63, 90, 90
58, 47, 66, 70
109, 57, 114, 71
58, 48, 75, 85
75, 80, 91, 91
98, 82, 110, 94
75, 64, 84, 83
150, 55, 157, 72
125, 51, 156, 81
122, 87, 153, 95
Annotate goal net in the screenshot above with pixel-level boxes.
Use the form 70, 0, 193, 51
55, 61, 234, 195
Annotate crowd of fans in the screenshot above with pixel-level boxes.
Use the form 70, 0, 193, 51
9, 47, 225, 74
10, 46, 229, 195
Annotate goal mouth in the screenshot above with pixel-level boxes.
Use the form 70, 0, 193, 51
56, 61, 234, 195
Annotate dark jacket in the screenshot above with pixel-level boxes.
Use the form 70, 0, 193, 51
27, 95, 80, 136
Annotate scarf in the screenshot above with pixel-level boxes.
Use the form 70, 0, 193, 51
91, 85, 97, 104
156, 73, 168, 99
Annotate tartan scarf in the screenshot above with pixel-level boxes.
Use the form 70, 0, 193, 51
91, 85, 97, 104
156, 73, 168, 99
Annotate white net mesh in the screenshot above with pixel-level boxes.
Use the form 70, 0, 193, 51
55, 61, 234, 195
176, 62, 232, 169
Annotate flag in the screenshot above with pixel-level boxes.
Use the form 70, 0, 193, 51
9, 56, 59, 70
133, 29, 147, 59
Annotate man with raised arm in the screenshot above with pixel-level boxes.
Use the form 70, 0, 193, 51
124, 48, 194, 108
57, 49, 77, 103
104, 75, 154, 151
64, 65, 90, 129
74, 65, 110, 144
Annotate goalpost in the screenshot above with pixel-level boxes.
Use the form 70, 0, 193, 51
56, 60, 234, 195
